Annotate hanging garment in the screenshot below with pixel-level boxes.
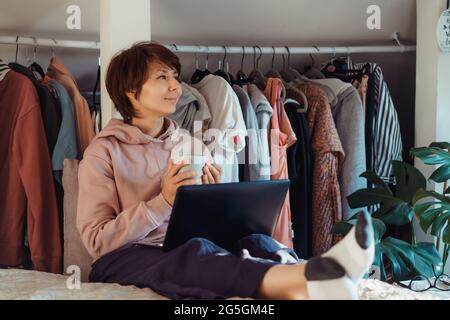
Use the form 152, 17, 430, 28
285, 100, 313, 259
318, 82, 367, 220
287, 83, 344, 255
246, 84, 273, 180
264, 78, 296, 249
77, 118, 214, 261
191, 75, 247, 183
168, 82, 211, 137
48, 80, 81, 181
354, 63, 403, 184
352, 74, 369, 114
8, 63, 62, 156
0, 70, 61, 273
47, 57, 95, 154
233, 85, 264, 181
0, 60, 10, 80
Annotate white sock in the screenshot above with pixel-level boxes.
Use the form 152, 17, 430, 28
305, 257, 358, 300
322, 211, 375, 283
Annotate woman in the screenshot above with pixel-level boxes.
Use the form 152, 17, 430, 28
77, 41, 374, 300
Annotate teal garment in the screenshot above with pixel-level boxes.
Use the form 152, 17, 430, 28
48, 79, 80, 182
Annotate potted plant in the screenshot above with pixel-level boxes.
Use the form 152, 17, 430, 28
332, 142, 450, 283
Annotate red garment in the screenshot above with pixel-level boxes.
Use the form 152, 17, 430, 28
264, 78, 296, 248
47, 57, 95, 153
0, 71, 61, 273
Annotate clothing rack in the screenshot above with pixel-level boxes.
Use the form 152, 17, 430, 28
0, 35, 416, 54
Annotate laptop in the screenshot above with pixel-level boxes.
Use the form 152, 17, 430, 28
162, 180, 290, 251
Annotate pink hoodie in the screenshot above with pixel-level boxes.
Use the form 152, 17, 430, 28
77, 118, 212, 261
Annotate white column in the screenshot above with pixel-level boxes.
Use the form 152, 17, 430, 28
416, 0, 450, 272
99, 0, 151, 128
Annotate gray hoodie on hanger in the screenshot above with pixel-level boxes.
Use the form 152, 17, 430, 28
168, 82, 211, 137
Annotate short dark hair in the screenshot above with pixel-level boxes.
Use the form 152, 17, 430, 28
105, 41, 181, 123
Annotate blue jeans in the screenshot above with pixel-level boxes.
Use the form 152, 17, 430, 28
89, 234, 299, 299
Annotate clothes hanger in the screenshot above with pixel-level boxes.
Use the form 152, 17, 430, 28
213, 46, 231, 84
303, 46, 326, 79
321, 47, 364, 79
27, 37, 45, 81
14, 36, 19, 63
190, 46, 211, 84
281, 47, 303, 81
233, 46, 254, 87
248, 46, 266, 90
264, 46, 283, 79
263, 47, 308, 112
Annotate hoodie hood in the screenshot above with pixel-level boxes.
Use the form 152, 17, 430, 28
247, 84, 273, 115
177, 82, 198, 107
97, 118, 179, 145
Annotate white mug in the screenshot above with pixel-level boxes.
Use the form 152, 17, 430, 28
177, 155, 206, 185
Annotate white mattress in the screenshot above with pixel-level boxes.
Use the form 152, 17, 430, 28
0, 269, 448, 300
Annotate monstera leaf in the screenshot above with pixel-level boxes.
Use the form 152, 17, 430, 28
347, 161, 425, 226
411, 143, 450, 183
380, 238, 442, 281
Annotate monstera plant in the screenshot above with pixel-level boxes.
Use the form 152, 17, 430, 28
332, 142, 450, 282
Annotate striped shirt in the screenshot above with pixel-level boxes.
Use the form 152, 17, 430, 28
354, 62, 403, 184
0, 62, 10, 81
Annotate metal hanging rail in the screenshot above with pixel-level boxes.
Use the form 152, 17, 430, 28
0, 35, 416, 53
0, 35, 100, 49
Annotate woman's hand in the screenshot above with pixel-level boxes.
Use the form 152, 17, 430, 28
201, 163, 222, 184
161, 160, 198, 206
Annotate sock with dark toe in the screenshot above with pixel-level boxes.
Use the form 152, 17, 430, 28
305, 257, 358, 300
322, 210, 375, 283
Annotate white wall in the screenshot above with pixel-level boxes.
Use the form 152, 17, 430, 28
415, 0, 450, 273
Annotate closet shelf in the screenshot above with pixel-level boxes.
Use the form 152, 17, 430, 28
0, 35, 415, 53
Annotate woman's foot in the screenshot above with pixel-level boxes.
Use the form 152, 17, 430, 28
305, 257, 358, 300
304, 211, 375, 299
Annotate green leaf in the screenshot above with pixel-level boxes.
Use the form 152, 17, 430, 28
430, 164, 450, 183
331, 221, 353, 236
414, 189, 450, 203
411, 243, 442, 278
376, 203, 414, 226
372, 218, 386, 242
380, 238, 441, 281
412, 188, 432, 204
431, 211, 450, 237
410, 147, 450, 165
442, 222, 450, 244
392, 161, 426, 203
414, 202, 440, 217
381, 237, 414, 281
429, 142, 450, 149
417, 207, 441, 233
347, 188, 399, 208
360, 171, 392, 194
445, 186, 450, 195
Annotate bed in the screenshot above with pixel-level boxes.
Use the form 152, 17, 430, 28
0, 268, 448, 300
2, 159, 447, 300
